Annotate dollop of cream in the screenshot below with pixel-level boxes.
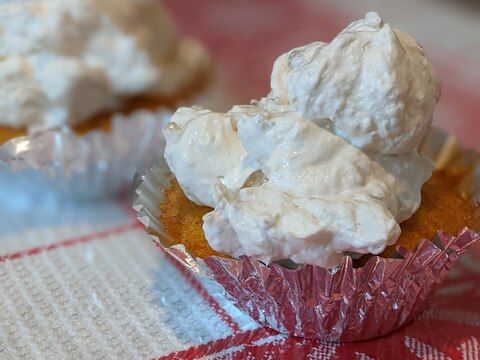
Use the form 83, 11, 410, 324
163, 12, 439, 268
164, 106, 259, 207
0, 0, 209, 131
268, 11, 440, 155
165, 106, 432, 268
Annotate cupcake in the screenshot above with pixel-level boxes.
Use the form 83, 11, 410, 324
134, 12, 479, 340
0, 0, 213, 196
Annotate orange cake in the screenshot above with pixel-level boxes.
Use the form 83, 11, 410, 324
160, 170, 478, 262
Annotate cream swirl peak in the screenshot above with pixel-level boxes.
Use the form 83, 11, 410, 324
268, 11, 440, 155
163, 12, 439, 268
0, 0, 209, 131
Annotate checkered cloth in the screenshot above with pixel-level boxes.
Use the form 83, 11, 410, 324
1, 0, 479, 359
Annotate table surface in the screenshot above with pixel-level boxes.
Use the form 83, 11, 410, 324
1, 1, 479, 359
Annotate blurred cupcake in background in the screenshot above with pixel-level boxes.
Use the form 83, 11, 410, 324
0, 0, 215, 197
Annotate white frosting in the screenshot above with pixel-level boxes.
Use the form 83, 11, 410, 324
268, 12, 440, 155
0, 0, 209, 130
164, 106, 259, 207
163, 12, 439, 268
165, 107, 432, 268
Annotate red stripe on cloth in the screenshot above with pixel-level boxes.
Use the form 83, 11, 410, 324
157, 327, 275, 360
152, 241, 242, 335
0, 222, 143, 263
233, 334, 338, 360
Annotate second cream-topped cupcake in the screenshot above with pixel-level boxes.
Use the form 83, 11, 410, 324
0, 0, 215, 197
0, 0, 211, 143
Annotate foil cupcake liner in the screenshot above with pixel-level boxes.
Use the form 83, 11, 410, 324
0, 109, 171, 199
133, 127, 480, 342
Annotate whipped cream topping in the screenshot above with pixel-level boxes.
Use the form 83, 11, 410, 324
164, 12, 439, 268
164, 106, 258, 207
0, 0, 209, 131
268, 12, 440, 155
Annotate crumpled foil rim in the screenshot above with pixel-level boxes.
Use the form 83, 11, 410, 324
133, 127, 480, 342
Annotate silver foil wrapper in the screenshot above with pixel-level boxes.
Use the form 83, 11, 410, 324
0, 110, 171, 198
133, 128, 480, 342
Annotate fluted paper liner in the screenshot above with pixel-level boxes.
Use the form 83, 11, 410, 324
133, 128, 480, 342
